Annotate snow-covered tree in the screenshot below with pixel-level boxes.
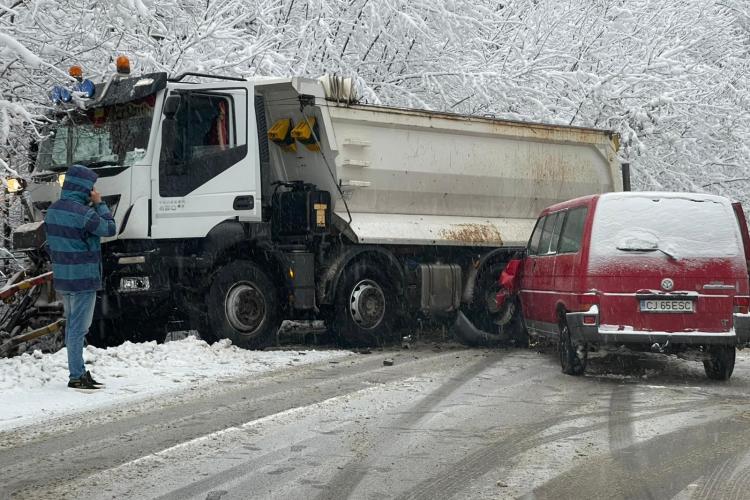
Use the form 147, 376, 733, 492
1, 0, 749, 216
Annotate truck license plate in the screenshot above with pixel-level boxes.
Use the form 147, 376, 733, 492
639, 300, 694, 313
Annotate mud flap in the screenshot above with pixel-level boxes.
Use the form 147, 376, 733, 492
735, 314, 750, 346
453, 310, 507, 347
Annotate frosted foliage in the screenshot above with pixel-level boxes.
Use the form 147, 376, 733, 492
0, 0, 749, 207
589, 194, 743, 265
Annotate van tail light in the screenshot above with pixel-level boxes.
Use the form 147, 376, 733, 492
579, 293, 599, 325
734, 296, 750, 314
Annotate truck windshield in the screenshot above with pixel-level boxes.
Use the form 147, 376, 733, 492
37, 96, 155, 172
590, 195, 741, 262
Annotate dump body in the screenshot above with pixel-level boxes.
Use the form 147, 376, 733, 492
257, 79, 621, 247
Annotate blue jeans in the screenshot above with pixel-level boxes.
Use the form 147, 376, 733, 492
61, 291, 96, 381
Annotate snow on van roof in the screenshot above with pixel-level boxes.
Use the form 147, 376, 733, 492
541, 191, 732, 215
599, 191, 732, 205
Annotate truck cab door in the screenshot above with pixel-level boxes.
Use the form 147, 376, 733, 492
151, 81, 260, 239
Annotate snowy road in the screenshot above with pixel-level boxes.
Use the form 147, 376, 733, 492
3, 344, 750, 499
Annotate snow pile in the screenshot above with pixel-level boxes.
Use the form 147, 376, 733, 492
0, 336, 349, 431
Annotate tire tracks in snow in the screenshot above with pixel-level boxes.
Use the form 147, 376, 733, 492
525, 392, 750, 499
396, 387, 729, 500
311, 353, 501, 500
0, 348, 472, 498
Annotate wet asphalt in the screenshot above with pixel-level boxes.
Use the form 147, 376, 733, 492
3, 342, 750, 500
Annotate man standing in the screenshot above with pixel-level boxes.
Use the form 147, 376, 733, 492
45, 165, 116, 390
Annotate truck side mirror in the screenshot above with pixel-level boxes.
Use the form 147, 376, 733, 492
160, 95, 184, 174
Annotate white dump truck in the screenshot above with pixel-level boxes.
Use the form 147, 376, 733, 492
15, 63, 623, 347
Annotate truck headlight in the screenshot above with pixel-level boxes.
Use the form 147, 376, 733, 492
119, 276, 150, 292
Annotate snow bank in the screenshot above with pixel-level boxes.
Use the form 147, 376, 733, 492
0, 336, 349, 431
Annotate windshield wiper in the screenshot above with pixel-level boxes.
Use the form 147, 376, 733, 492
617, 246, 677, 261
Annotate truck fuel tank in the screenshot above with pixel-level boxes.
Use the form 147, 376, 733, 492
271, 183, 331, 238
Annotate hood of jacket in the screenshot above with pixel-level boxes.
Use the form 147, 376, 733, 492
60, 164, 98, 204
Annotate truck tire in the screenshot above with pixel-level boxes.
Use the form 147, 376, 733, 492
333, 264, 397, 347
207, 261, 280, 349
559, 320, 586, 375
703, 346, 735, 380
456, 262, 526, 347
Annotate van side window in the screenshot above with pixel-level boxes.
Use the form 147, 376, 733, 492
538, 212, 559, 255
528, 216, 545, 255
558, 207, 588, 253
549, 211, 566, 253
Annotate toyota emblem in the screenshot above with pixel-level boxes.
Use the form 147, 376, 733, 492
661, 278, 674, 291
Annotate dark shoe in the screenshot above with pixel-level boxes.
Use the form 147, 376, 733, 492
84, 370, 104, 387
68, 376, 101, 391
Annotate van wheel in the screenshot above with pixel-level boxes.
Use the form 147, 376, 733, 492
207, 261, 281, 349
703, 346, 735, 380
333, 264, 397, 347
559, 321, 586, 375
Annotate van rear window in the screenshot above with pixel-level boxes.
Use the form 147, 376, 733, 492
590, 195, 742, 263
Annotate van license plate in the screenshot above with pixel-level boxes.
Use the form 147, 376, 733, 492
639, 300, 694, 313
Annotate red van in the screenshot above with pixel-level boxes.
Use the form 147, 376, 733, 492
513, 192, 750, 380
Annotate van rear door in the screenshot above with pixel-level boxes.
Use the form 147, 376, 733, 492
586, 194, 746, 334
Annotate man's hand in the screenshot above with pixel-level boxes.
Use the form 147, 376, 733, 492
90, 189, 102, 205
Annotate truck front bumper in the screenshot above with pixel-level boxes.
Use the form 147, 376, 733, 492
566, 311, 750, 347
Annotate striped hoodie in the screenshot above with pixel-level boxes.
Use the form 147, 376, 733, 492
44, 165, 117, 292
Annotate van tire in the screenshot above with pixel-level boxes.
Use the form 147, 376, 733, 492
703, 346, 735, 380
333, 264, 397, 347
559, 321, 586, 375
207, 261, 281, 349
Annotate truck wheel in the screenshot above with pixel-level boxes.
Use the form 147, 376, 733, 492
207, 261, 280, 349
559, 320, 586, 375
703, 346, 735, 380
334, 265, 397, 347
